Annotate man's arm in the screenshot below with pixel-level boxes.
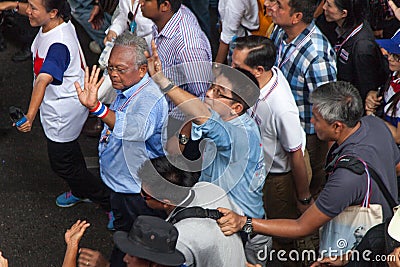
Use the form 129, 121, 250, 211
289, 149, 313, 213
146, 41, 211, 125
217, 203, 331, 239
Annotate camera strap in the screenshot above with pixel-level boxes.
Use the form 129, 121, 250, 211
167, 206, 223, 225
327, 154, 397, 211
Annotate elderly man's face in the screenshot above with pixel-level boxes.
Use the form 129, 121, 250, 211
108, 46, 147, 90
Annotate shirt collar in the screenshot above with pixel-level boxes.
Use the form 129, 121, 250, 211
152, 7, 182, 39
283, 21, 316, 46
117, 73, 150, 99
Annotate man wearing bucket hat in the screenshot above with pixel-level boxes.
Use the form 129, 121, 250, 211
114, 216, 185, 267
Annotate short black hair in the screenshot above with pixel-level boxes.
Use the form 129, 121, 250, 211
139, 156, 198, 205
235, 36, 276, 71
288, 0, 317, 24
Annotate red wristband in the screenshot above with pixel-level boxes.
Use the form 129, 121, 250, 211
89, 101, 101, 113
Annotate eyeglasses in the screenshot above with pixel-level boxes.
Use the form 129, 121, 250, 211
387, 53, 400, 62
106, 66, 132, 74
209, 84, 239, 102
140, 188, 153, 201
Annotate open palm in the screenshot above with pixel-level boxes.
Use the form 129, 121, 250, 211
75, 66, 105, 110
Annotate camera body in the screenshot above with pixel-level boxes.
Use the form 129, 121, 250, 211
9, 106, 27, 127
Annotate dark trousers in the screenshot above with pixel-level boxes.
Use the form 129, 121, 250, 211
109, 191, 166, 267
46, 138, 111, 211
306, 134, 329, 198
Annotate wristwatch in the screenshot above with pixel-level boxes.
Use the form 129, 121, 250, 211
298, 195, 313, 205
178, 133, 189, 145
242, 217, 253, 234
160, 79, 175, 94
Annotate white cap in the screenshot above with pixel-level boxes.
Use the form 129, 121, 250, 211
388, 207, 400, 242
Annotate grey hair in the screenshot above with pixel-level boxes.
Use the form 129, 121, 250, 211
114, 33, 148, 68
309, 81, 363, 128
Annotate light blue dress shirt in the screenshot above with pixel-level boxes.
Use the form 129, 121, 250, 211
192, 110, 266, 218
99, 74, 168, 193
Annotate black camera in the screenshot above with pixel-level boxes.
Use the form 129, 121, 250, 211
9, 106, 27, 127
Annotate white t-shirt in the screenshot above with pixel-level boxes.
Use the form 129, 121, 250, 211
108, 0, 154, 48
31, 21, 87, 143
170, 182, 246, 267
249, 66, 306, 173
218, 0, 259, 44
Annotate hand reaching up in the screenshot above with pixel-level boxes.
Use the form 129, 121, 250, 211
65, 220, 91, 249
75, 66, 105, 110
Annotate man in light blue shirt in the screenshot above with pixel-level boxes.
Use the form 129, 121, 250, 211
146, 48, 270, 265
75, 33, 168, 267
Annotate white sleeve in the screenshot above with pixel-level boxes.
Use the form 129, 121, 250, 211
108, 0, 130, 36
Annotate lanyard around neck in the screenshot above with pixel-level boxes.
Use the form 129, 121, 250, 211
277, 25, 316, 68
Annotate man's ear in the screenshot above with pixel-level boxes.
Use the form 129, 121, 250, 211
139, 64, 148, 78
160, 0, 172, 12
333, 121, 344, 133
231, 102, 244, 115
292, 12, 303, 25
252, 66, 265, 78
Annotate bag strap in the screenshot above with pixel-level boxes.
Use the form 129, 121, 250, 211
167, 206, 223, 225
333, 155, 397, 210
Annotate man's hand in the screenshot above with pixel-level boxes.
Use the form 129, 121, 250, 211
389, 1, 400, 21
216, 207, 247, 236
74, 66, 105, 110
88, 5, 104, 30
78, 248, 110, 267
0, 251, 8, 267
388, 247, 400, 267
104, 31, 117, 45
297, 198, 314, 214
144, 40, 169, 87
365, 90, 382, 115
310, 253, 351, 267
65, 220, 90, 249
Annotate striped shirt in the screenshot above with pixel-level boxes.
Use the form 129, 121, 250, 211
270, 21, 337, 134
152, 5, 212, 120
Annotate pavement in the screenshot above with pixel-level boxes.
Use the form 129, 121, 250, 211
0, 19, 113, 266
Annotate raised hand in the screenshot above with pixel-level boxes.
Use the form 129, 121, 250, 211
144, 40, 168, 87
74, 66, 105, 110
88, 5, 104, 30
389, 1, 400, 21
0, 251, 8, 267
64, 220, 91, 248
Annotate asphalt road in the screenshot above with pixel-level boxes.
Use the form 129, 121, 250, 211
0, 20, 113, 266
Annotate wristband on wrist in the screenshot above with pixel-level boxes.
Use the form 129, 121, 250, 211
90, 101, 109, 118
160, 79, 176, 94
12, 1, 19, 13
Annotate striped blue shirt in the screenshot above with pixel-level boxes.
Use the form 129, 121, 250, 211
270, 21, 337, 134
152, 5, 212, 120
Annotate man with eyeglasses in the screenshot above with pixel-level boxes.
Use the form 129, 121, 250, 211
146, 42, 271, 266
75, 33, 168, 267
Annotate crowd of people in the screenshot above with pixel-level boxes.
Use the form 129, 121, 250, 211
0, 0, 400, 266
